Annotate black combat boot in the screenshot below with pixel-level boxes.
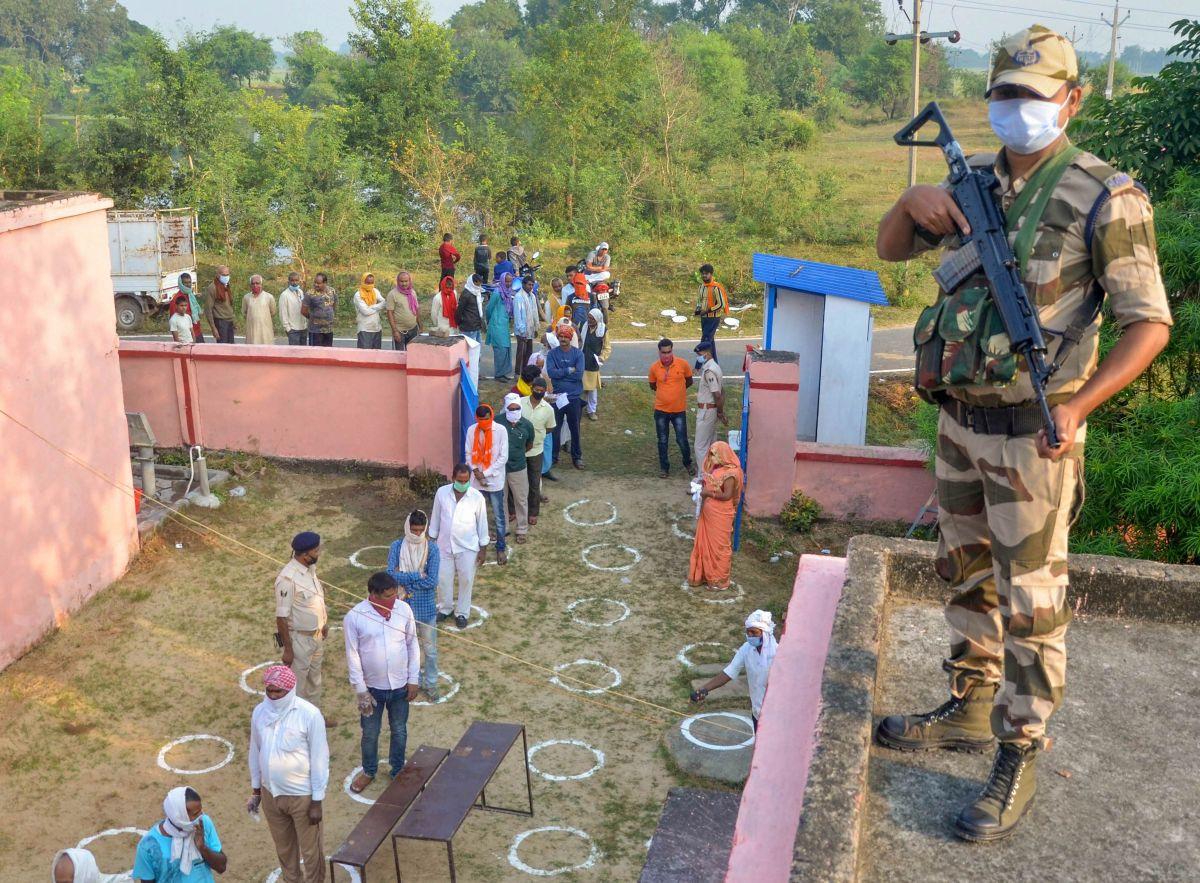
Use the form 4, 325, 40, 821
954, 741, 1039, 842
874, 682, 997, 753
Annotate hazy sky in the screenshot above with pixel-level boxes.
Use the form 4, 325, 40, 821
118, 0, 1194, 55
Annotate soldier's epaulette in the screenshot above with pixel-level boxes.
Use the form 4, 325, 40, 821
1071, 152, 1142, 198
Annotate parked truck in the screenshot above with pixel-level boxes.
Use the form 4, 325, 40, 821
109, 208, 197, 331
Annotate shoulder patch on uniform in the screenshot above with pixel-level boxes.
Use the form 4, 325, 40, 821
1103, 172, 1134, 193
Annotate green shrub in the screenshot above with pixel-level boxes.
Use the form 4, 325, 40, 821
811, 89, 849, 129
780, 490, 822, 532
775, 110, 817, 150
408, 467, 447, 498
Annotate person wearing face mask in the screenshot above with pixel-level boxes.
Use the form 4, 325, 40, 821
51, 847, 132, 882
343, 572, 421, 794
500, 393, 536, 542
201, 265, 235, 343
242, 274, 278, 345
690, 609, 777, 730
520, 375, 556, 524
428, 464, 491, 630
248, 665, 329, 883
387, 509, 441, 700
132, 787, 227, 882
279, 271, 308, 346
274, 531, 335, 727
647, 338, 695, 479
466, 404, 510, 563
876, 25, 1171, 843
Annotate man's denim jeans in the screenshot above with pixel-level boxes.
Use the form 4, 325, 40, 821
360, 686, 411, 778
484, 488, 507, 552
654, 409, 692, 473
415, 616, 438, 689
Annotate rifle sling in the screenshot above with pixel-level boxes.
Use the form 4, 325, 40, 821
1006, 144, 1081, 277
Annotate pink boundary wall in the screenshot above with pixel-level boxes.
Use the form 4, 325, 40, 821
0, 193, 139, 671
118, 337, 467, 476
725, 554, 847, 882
743, 348, 933, 521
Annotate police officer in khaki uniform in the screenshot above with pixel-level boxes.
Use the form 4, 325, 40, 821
275, 531, 335, 726
874, 25, 1170, 841
693, 340, 726, 466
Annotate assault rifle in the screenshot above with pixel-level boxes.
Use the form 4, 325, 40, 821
895, 101, 1061, 448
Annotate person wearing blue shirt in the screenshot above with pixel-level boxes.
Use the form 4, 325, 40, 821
546, 328, 585, 469
387, 510, 441, 700
133, 787, 226, 882
493, 250, 516, 283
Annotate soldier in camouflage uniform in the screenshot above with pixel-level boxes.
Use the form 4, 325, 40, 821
874, 25, 1171, 841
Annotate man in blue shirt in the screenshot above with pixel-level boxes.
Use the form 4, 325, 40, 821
133, 787, 226, 882
546, 326, 585, 469
493, 250, 516, 283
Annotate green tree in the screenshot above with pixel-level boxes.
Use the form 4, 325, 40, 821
449, 0, 526, 114
1081, 57, 1134, 95
0, 64, 63, 186
184, 25, 275, 88
0, 0, 140, 76
283, 30, 345, 107
805, 0, 885, 63
848, 40, 909, 119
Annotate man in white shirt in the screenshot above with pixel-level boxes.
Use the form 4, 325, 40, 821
168, 298, 194, 345
247, 665, 329, 883
428, 463, 490, 630
465, 404, 510, 565
585, 242, 612, 283
689, 609, 778, 730
275, 531, 334, 726
279, 271, 308, 346
344, 572, 421, 794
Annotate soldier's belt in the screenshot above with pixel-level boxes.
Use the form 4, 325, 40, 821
943, 399, 1045, 437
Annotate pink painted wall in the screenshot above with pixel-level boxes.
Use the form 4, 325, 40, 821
0, 193, 139, 672
794, 441, 934, 522
118, 338, 466, 476
725, 554, 847, 883
744, 352, 802, 516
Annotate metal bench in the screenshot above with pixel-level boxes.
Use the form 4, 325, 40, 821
328, 744, 450, 882
392, 721, 534, 881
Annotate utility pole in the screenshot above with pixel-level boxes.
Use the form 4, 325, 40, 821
885, 16, 960, 186
1100, 0, 1130, 99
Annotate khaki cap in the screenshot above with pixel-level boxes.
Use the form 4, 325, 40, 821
986, 25, 1079, 98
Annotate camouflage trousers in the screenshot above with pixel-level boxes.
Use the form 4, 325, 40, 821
935, 408, 1084, 746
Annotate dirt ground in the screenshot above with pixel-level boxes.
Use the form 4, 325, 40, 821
0, 378, 877, 881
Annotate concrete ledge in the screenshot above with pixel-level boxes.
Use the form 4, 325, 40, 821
793, 444, 934, 523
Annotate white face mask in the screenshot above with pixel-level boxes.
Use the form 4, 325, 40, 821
988, 96, 1067, 155
505, 409, 521, 423
218, 274, 230, 285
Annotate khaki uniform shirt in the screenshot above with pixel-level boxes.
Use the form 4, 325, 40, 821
696, 358, 724, 405
911, 141, 1172, 407
275, 558, 327, 632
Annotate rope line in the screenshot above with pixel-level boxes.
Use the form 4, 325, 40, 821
1, 405, 753, 738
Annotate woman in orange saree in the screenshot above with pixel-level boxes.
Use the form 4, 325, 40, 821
688, 441, 744, 590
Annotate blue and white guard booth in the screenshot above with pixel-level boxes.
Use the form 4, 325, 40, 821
753, 252, 888, 446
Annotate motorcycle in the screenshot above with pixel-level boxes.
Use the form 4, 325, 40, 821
574, 258, 620, 313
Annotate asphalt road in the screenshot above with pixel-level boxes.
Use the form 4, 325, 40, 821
124, 325, 915, 378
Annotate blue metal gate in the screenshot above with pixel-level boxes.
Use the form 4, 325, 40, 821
732, 364, 751, 551
457, 358, 477, 464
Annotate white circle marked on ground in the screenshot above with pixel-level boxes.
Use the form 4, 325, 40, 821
156, 734, 235, 775
676, 642, 731, 670
563, 498, 618, 527
459, 604, 490, 630
680, 712, 756, 751
671, 516, 695, 541
581, 543, 642, 572
549, 659, 622, 695
76, 828, 146, 878
411, 671, 460, 706
566, 597, 630, 628
348, 545, 389, 570
266, 858, 361, 883
483, 544, 518, 567
526, 739, 606, 782
680, 581, 745, 605
239, 660, 281, 696
508, 826, 601, 877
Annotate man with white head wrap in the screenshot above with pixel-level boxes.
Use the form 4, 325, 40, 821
52, 848, 132, 883
690, 609, 778, 729
132, 786, 227, 881
580, 308, 611, 421
501, 392, 537, 542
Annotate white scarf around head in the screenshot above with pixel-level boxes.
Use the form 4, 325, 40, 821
162, 787, 202, 875
744, 609, 779, 664
398, 513, 429, 574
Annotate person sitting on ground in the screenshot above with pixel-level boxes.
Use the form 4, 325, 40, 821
52, 848, 131, 883
688, 440, 743, 590
353, 272, 386, 349
580, 308, 610, 422
473, 234, 491, 282
387, 510, 441, 701
431, 276, 458, 335
493, 250, 516, 283
501, 392, 536, 543
169, 297, 195, 345
247, 666, 329, 883
690, 609, 778, 730
467, 404, 510, 564
344, 572, 421, 793
428, 463, 491, 629
133, 787, 227, 882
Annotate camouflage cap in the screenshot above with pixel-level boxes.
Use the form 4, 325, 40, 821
986, 25, 1078, 99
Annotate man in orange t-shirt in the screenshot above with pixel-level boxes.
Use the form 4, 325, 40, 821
647, 338, 695, 479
